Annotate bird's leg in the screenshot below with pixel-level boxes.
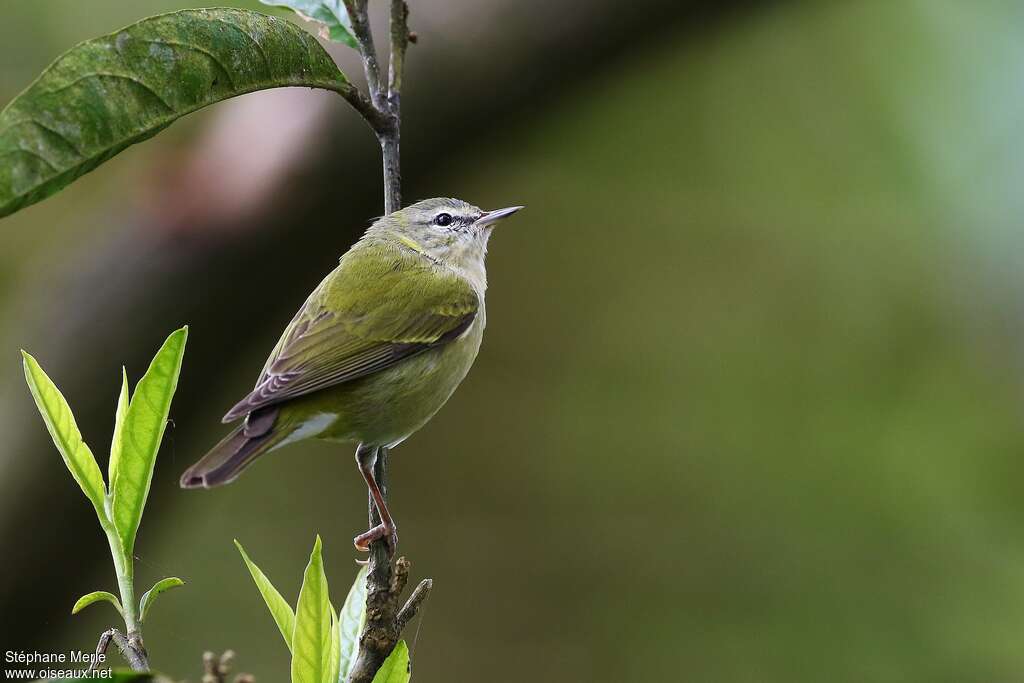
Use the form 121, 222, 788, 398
354, 444, 398, 554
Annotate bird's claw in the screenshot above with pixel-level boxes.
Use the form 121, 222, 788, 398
353, 522, 398, 555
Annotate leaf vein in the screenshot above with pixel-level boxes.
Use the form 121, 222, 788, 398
207, 18, 271, 75
0, 147, 58, 171
137, 39, 238, 89
41, 72, 174, 112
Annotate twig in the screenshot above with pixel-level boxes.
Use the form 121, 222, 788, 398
388, 0, 410, 104
334, 3, 426, 681
342, 0, 384, 106
348, 556, 433, 683
378, 0, 408, 214
202, 650, 254, 683
396, 578, 433, 633
87, 628, 148, 673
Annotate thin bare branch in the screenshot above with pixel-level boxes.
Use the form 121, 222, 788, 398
88, 628, 148, 673
342, 0, 384, 104
388, 0, 410, 102
396, 578, 433, 633
202, 649, 254, 683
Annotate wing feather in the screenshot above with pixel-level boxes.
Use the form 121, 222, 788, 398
223, 243, 478, 423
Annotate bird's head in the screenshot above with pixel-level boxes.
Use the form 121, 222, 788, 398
372, 197, 523, 272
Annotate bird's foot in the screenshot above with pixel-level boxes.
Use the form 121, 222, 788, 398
353, 522, 398, 555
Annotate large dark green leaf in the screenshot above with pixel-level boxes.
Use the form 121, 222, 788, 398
0, 8, 350, 218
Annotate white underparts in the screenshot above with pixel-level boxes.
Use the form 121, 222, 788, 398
277, 413, 335, 449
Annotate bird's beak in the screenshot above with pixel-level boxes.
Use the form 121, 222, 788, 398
475, 205, 524, 227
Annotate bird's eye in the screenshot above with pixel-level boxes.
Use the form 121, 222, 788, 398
434, 213, 453, 227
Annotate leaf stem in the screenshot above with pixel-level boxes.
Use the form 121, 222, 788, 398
103, 524, 150, 671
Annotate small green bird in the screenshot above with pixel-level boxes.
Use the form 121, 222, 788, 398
180, 198, 522, 552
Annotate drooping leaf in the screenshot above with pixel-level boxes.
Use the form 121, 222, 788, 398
0, 8, 351, 218
291, 535, 332, 683
108, 366, 130, 492
338, 564, 368, 681
371, 641, 411, 683
71, 590, 123, 618
139, 576, 185, 623
111, 327, 187, 555
260, 1, 357, 48
236, 539, 296, 652
22, 351, 107, 520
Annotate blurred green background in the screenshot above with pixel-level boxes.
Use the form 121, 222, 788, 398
4, 0, 1024, 681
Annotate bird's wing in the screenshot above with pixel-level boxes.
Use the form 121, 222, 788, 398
222, 243, 479, 422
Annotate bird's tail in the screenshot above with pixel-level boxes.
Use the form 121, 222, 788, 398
180, 410, 285, 488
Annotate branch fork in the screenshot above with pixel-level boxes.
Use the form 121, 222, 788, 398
88, 628, 148, 674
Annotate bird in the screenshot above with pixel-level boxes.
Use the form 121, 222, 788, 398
180, 197, 522, 553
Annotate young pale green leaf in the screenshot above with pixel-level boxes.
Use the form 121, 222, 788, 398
371, 641, 411, 683
291, 535, 332, 683
327, 606, 341, 683
259, 1, 357, 48
338, 564, 368, 681
111, 327, 187, 556
108, 366, 130, 492
236, 539, 296, 652
22, 351, 107, 520
0, 8, 351, 219
71, 590, 124, 618
139, 576, 185, 623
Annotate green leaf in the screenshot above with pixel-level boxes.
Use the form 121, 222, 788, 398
327, 606, 341, 683
111, 327, 187, 556
71, 590, 123, 618
0, 8, 350, 218
108, 366, 130, 492
338, 565, 368, 681
22, 351, 107, 520
139, 576, 184, 623
236, 539, 296, 652
260, 1, 357, 48
371, 641, 411, 683
291, 535, 332, 683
